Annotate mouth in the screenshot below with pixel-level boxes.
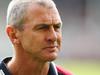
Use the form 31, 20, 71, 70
43, 46, 58, 52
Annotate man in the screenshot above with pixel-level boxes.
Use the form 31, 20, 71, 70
0, 0, 73, 75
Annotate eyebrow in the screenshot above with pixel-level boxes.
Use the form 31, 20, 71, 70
54, 23, 62, 26
33, 22, 62, 30
38, 22, 62, 26
53, 23, 62, 28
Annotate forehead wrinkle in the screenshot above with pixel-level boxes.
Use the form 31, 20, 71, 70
24, 3, 61, 28
36, 1, 53, 9
26, 6, 52, 22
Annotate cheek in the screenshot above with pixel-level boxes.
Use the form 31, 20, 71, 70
19, 33, 34, 50
57, 34, 62, 47
23, 35, 43, 50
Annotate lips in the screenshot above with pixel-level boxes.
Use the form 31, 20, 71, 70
45, 45, 58, 48
43, 46, 58, 51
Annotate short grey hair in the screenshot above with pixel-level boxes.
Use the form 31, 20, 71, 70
7, 0, 56, 31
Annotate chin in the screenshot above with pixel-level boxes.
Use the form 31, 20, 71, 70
45, 54, 58, 62
40, 51, 59, 62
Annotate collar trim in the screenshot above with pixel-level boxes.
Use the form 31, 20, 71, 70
51, 62, 58, 75
0, 69, 5, 75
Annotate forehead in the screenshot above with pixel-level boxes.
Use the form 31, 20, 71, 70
25, 4, 62, 25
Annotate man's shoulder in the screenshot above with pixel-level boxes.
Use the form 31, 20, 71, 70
0, 60, 3, 69
0, 57, 11, 68
0, 57, 12, 75
0, 60, 6, 75
56, 66, 73, 75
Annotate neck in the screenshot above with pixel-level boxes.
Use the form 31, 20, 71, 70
7, 50, 50, 75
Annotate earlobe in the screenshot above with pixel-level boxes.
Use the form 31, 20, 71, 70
6, 25, 19, 44
6, 26, 13, 37
6, 26, 15, 38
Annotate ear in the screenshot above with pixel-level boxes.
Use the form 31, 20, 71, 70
6, 25, 20, 45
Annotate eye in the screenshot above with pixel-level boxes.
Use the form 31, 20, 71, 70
39, 24, 49, 29
54, 24, 62, 31
55, 25, 60, 29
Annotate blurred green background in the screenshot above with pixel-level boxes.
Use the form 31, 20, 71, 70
55, 59, 100, 75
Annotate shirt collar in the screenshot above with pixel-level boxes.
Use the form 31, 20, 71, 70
0, 58, 11, 75
48, 62, 58, 75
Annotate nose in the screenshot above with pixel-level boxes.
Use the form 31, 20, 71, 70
46, 27, 57, 42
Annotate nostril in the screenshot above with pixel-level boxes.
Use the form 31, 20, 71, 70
46, 32, 57, 42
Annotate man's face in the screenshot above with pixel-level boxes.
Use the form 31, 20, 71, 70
18, 4, 62, 62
